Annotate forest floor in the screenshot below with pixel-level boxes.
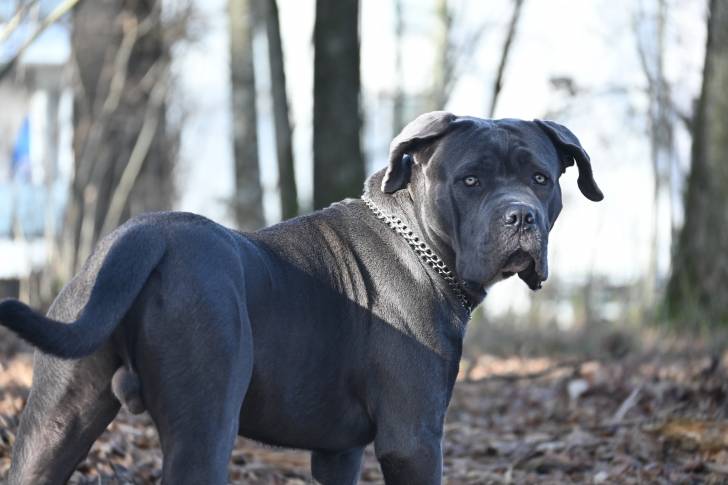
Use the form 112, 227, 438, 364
2, 331, 728, 484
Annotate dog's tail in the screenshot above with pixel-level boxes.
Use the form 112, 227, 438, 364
0, 223, 165, 359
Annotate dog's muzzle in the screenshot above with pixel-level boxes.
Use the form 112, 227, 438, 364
496, 202, 548, 290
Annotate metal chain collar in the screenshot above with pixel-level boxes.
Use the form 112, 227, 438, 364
361, 196, 473, 315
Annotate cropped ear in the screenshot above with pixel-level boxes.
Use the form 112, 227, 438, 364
534, 119, 604, 202
382, 111, 457, 193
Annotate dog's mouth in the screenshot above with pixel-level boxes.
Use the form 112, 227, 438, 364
500, 248, 547, 291
460, 244, 548, 294
500, 249, 534, 275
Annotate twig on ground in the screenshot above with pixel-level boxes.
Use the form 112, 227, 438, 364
584, 417, 652, 432
610, 386, 642, 424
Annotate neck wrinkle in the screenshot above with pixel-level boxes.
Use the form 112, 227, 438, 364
364, 170, 481, 313
365, 170, 455, 265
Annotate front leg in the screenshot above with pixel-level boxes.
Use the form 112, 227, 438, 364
368, 357, 450, 484
366, 318, 457, 485
311, 448, 364, 485
374, 431, 442, 485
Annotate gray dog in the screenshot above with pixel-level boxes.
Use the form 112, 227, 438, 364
0, 111, 602, 484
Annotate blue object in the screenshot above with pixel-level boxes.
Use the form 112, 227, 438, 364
12, 116, 31, 181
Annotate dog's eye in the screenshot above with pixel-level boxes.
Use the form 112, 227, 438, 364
463, 176, 480, 187
533, 173, 548, 185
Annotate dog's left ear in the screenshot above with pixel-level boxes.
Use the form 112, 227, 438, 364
382, 111, 457, 193
534, 119, 604, 202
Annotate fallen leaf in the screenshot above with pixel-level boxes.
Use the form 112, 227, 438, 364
649, 418, 728, 452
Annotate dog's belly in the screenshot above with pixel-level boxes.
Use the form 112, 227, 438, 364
236, 371, 375, 451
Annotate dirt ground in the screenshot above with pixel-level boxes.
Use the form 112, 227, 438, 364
2, 339, 728, 484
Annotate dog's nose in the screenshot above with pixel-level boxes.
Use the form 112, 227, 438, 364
504, 204, 536, 228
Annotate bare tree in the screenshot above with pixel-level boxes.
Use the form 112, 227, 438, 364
392, 0, 406, 137
0, 0, 80, 80
54, 0, 176, 293
429, 0, 454, 111
635, 0, 676, 310
229, 0, 264, 229
313, 0, 365, 210
261, 0, 298, 220
428, 0, 500, 112
488, 0, 525, 118
666, 0, 728, 326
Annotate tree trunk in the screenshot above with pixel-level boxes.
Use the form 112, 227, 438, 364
229, 0, 264, 229
313, 0, 365, 210
263, 0, 298, 220
57, 0, 173, 288
635, 0, 674, 312
429, 0, 452, 111
666, 0, 728, 326
392, 0, 406, 137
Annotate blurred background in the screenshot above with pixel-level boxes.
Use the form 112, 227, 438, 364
0, 0, 723, 347
1, 0, 728, 482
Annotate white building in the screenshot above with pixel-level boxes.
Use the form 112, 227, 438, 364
0, 6, 73, 284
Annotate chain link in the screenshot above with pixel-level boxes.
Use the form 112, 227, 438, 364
361, 196, 473, 314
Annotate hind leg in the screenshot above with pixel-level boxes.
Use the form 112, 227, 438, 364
8, 346, 120, 484
138, 310, 253, 484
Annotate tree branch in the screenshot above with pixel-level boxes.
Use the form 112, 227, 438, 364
100, 62, 168, 237
488, 0, 525, 118
0, 0, 82, 81
0, 0, 40, 44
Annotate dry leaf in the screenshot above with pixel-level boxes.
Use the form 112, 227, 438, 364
649, 418, 728, 452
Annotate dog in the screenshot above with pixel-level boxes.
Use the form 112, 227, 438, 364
0, 111, 602, 484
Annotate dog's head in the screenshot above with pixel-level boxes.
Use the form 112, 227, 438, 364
380, 111, 603, 294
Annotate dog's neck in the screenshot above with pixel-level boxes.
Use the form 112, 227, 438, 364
364, 170, 454, 263
363, 170, 486, 309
